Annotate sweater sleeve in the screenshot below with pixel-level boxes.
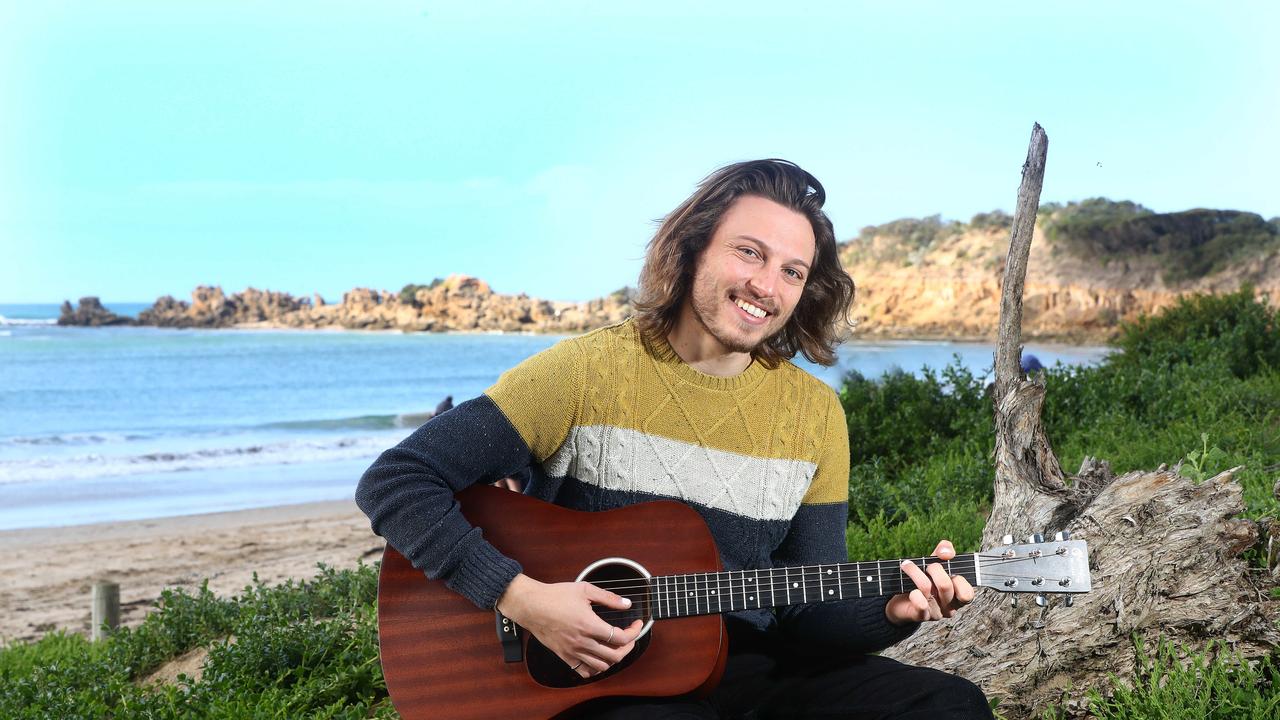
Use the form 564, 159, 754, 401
773, 389, 919, 655
354, 340, 585, 609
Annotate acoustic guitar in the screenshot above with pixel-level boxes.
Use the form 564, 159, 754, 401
377, 483, 1091, 720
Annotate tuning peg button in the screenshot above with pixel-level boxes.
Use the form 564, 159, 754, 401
1035, 593, 1048, 607
1053, 531, 1064, 541
1030, 533, 1045, 544
1064, 596, 1075, 607
1002, 534, 1014, 545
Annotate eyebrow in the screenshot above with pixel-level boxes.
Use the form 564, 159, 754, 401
733, 234, 812, 270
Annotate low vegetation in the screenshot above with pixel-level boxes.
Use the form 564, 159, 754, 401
2, 290, 1276, 717
1040, 199, 1280, 284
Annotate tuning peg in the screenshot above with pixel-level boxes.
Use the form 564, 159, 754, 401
1035, 593, 1048, 607
1011, 596, 1018, 607
1061, 530, 1071, 541
1064, 596, 1074, 607
1053, 531, 1064, 541
1002, 534, 1014, 545
1028, 533, 1044, 544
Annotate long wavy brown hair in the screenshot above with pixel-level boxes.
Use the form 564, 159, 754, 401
633, 159, 855, 367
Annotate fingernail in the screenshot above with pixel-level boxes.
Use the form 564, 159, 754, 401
622, 597, 632, 608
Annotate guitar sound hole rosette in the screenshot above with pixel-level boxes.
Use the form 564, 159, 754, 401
576, 557, 656, 642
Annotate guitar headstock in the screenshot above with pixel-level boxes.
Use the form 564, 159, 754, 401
977, 531, 1091, 606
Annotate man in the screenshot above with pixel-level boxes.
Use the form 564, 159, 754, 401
356, 159, 991, 718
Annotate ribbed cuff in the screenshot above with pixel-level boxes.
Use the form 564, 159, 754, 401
442, 539, 524, 609
858, 594, 920, 651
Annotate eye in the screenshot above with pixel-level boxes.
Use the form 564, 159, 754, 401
783, 267, 805, 282
737, 246, 761, 259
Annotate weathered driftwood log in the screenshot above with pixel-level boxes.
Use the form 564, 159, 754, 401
882, 124, 1279, 717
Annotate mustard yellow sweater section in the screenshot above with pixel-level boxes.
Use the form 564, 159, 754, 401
486, 319, 848, 510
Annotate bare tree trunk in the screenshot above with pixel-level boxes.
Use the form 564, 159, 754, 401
882, 124, 1279, 718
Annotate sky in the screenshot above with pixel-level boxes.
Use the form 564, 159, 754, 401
1, 1, 1277, 304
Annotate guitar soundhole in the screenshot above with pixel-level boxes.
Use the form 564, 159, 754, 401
526, 560, 653, 688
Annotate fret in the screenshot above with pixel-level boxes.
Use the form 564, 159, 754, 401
679, 574, 688, 617
657, 576, 665, 619
714, 571, 723, 614
815, 564, 823, 601
768, 567, 776, 607
752, 570, 761, 609
877, 562, 883, 597
837, 564, 844, 600
801, 566, 808, 603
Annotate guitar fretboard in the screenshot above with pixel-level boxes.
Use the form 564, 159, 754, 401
649, 555, 978, 619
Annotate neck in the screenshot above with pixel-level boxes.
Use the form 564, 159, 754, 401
647, 554, 980, 620
666, 306, 753, 377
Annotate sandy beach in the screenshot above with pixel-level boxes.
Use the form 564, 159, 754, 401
0, 500, 383, 644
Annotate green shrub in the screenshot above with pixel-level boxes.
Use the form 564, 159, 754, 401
1073, 638, 1280, 719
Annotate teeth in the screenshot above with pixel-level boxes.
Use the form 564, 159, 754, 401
735, 298, 767, 319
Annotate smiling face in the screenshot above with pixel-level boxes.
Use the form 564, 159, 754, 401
678, 195, 817, 358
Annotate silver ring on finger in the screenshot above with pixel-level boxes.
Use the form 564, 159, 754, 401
571, 660, 584, 671
606, 627, 616, 645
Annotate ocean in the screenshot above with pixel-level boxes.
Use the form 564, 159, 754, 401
0, 303, 1111, 530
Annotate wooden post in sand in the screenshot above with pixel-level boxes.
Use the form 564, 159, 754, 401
91, 581, 120, 641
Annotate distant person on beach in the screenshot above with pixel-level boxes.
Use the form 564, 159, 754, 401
357, 159, 990, 718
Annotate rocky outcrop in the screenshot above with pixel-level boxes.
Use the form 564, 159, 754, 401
57, 297, 134, 327
842, 223, 1280, 342
119, 275, 633, 334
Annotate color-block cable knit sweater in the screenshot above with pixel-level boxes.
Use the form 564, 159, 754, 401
355, 319, 917, 655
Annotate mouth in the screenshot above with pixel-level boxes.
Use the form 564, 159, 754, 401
731, 295, 772, 323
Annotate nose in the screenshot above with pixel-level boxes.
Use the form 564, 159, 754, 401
745, 263, 776, 299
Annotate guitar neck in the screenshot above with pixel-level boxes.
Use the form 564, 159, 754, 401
649, 554, 979, 619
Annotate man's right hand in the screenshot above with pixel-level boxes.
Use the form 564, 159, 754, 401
495, 573, 644, 678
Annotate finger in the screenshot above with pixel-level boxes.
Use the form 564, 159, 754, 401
953, 574, 975, 606
583, 583, 634, 610
931, 539, 956, 560
926, 562, 955, 611
907, 589, 931, 621
900, 561, 934, 598
602, 619, 643, 647
575, 651, 611, 675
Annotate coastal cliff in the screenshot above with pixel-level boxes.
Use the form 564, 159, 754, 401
843, 201, 1279, 341
59, 200, 1280, 341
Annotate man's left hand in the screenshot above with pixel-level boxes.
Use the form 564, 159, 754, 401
885, 539, 975, 625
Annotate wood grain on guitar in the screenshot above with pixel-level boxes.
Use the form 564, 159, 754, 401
377, 484, 1091, 720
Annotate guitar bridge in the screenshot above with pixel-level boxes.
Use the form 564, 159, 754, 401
495, 612, 523, 663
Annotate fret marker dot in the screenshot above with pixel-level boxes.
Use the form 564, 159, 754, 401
827, 569, 833, 575
711, 590, 716, 594
749, 596, 754, 601
688, 592, 693, 596
828, 590, 834, 595
792, 582, 799, 588
865, 576, 873, 582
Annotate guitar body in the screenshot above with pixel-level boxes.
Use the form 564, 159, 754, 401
378, 484, 728, 720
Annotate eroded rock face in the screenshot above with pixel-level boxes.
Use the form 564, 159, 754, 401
57, 298, 134, 327
841, 226, 1280, 341
121, 275, 633, 334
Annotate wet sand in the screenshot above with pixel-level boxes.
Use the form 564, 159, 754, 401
0, 500, 383, 644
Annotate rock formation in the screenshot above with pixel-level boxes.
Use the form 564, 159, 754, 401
116, 275, 633, 334
842, 210, 1280, 342
57, 297, 134, 327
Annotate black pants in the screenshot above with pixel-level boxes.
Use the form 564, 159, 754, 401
581, 625, 992, 720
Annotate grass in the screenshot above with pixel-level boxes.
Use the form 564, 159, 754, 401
2, 289, 1277, 717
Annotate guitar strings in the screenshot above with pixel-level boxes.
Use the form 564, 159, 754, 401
578, 553, 1062, 595
589, 570, 1069, 623
572, 559, 1072, 611
578, 548, 1059, 594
